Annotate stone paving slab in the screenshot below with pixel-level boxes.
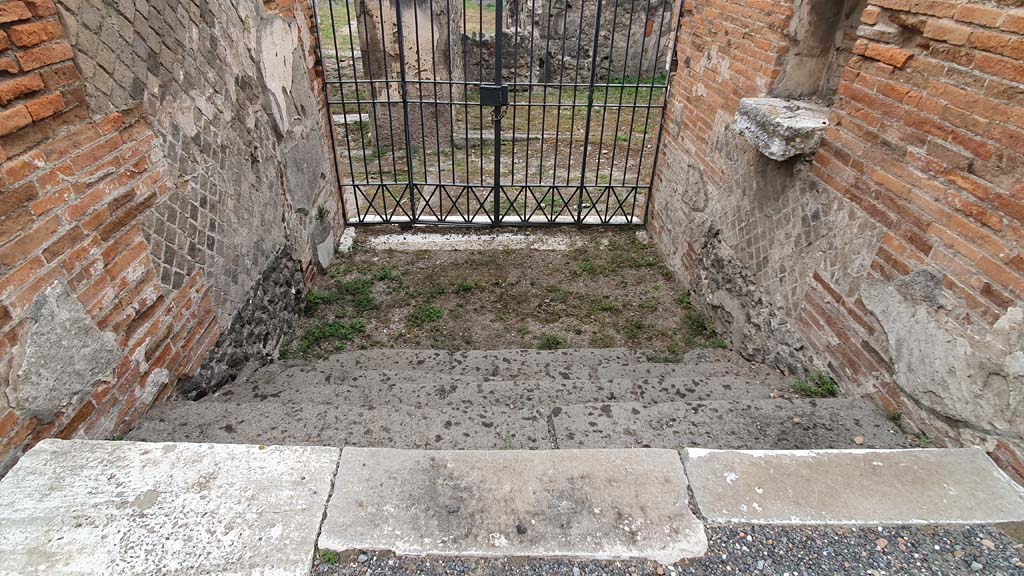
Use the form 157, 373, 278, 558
319, 447, 708, 564
0, 439, 339, 576
684, 448, 1024, 525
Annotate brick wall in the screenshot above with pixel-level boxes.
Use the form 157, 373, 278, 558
650, 0, 1024, 481
0, 0, 340, 473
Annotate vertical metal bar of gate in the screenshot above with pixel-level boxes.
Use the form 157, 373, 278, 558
392, 0, 418, 220
575, 0, 605, 223
491, 0, 504, 222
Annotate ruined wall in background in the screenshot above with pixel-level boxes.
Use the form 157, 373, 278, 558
650, 0, 1024, 482
0, 0, 340, 473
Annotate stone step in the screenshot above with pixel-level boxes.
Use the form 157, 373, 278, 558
271, 347, 779, 382
127, 398, 908, 451
552, 399, 907, 450
208, 366, 790, 407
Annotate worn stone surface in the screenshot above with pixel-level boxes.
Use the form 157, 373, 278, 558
178, 250, 306, 400
0, 439, 339, 575
7, 283, 122, 421
553, 398, 906, 450
320, 447, 707, 564
860, 276, 1024, 451
128, 349, 908, 451
685, 448, 1024, 525
735, 98, 829, 161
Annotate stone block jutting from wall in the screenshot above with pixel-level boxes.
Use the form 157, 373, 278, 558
649, 0, 1024, 482
0, 0, 340, 473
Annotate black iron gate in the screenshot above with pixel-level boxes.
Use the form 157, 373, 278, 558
314, 0, 680, 225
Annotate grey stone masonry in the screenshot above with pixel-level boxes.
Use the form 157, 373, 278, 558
56, 0, 338, 324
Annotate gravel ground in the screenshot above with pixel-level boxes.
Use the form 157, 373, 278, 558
314, 525, 1024, 576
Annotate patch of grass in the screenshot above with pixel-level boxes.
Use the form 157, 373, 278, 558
792, 371, 840, 398
590, 296, 621, 313
304, 277, 377, 314
673, 291, 728, 349
456, 281, 477, 293
590, 333, 616, 348
615, 134, 630, 143
304, 289, 338, 313
575, 258, 621, 276
374, 267, 401, 282
632, 255, 660, 268
337, 277, 377, 310
408, 304, 444, 327
297, 319, 366, 353
318, 550, 340, 565
537, 333, 565, 350
622, 318, 652, 341
676, 291, 693, 309
544, 285, 572, 303
888, 410, 903, 424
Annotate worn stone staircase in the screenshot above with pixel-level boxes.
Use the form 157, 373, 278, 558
128, 348, 909, 450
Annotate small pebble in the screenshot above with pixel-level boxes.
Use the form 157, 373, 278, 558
656, 567, 665, 575
357, 554, 368, 563
980, 538, 995, 550
970, 561, 983, 572
516, 523, 528, 535
854, 436, 865, 445
572, 567, 581, 576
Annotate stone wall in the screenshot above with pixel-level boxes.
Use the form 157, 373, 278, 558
512, 0, 676, 83
650, 0, 1024, 482
0, 0, 339, 473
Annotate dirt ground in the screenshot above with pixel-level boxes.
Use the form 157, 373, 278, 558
287, 228, 726, 359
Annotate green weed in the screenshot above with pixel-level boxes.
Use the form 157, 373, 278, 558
297, 319, 366, 353
374, 267, 400, 282
319, 550, 340, 565
792, 371, 840, 398
538, 334, 565, 350
591, 296, 621, 313
408, 304, 444, 327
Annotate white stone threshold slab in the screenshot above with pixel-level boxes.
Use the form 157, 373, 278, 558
361, 231, 598, 251
684, 448, 1024, 526
0, 439, 339, 576
319, 447, 708, 564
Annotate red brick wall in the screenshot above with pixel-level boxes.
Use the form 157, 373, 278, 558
651, 0, 1024, 482
809, 0, 1024, 480
0, 0, 334, 472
